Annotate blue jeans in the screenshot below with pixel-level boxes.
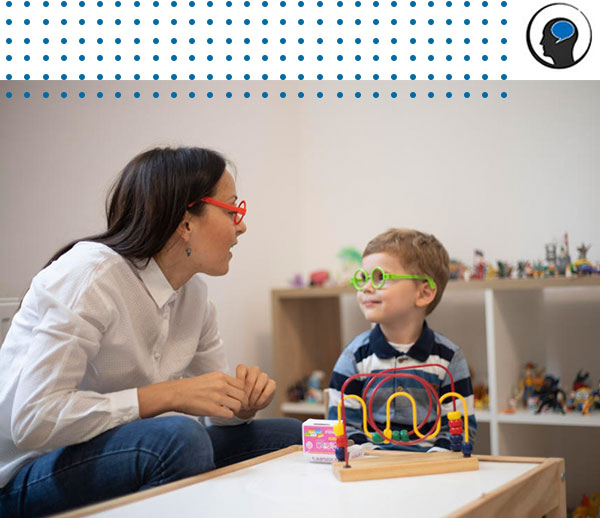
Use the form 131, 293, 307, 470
0, 416, 302, 517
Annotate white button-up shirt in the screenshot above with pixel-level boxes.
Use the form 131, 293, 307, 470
0, 241, 232, 488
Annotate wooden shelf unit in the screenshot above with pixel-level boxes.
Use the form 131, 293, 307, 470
271, 277, 600, 509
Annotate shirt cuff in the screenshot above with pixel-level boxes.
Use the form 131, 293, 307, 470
110, 387, 140, 426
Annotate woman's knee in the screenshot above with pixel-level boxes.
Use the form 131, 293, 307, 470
141, 416, 215, 484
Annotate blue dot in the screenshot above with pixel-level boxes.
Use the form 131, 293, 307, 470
6, 18, 12, 25
79, 18, 85, 24
79, 92, 85, 98
153, 74, 159, 79
464, 0, 469, 4
355, 74, 361, 79
153, 92, 159, 98
244, 92, 250, 98
410, 38, 416, 44
97, 92, 103, 98
482, 74, 488, 80
115, 74, 121, 80
61, 91, 67, 98
134, 73, 140, 79
446, 19, 452, 25
207, 92, 213, 98
134, 38, 140, 44
391, 92, 397, 98
428, 55, 434, 61
446, 74, 452, 79
98, 18, 103, 24
446, 92, 452, 98
464, 92, 470, 98
410, 19, 415, 25
501, 92, 507, 98
482, 18, 488, 25
464, 73, 470, 79
24, 91, 30, 98
43, 91, 49, 98
464, 19, 469, 24
262, 91, 268, 98
464, 55, 470, 61
409, 55, 415, 61
6, 91, 12, 98
391, 38, 397, 44
501, 74, 507, 80
410, 92, 416, 98
501, 0, 506, 5
428, 19, 433, 25
355, 92, 361, 98
482, 55, 488, 61
317, 92, 323, 98
464, 38, 470, 44
317, 74, 323, 80
354, 38, 360, 44
501, 37, 507, 44
298, 92, 304, 98
373, 92, 379, 98
482, 37, 488, 44
446, 55, 452, 61
97, 54, 103, 60
446, 0, 451, 4
501, 55, 507, 61
262, 73, 268, 79
337, 18, 342, 25
337, 92, 343, 98
428, 74, 434, 80
226, 92, 232, 98
482, 92, 488, 98
446, 38, 452, 44
428, 38, 434, 44
501, 19, 507, 25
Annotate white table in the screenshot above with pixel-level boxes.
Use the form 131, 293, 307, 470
57, 446, 566, 518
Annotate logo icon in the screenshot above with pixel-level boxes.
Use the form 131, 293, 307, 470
527, 3, 592, 69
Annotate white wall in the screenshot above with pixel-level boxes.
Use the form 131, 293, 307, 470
1, 81, 599, 413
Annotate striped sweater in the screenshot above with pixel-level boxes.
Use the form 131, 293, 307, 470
327, 322, 477, 451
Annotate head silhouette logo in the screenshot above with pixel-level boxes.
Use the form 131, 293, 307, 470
527, 3, 592, 69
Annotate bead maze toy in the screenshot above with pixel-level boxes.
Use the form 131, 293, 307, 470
331, 364, 479, 482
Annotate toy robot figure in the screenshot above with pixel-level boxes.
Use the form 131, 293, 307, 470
534, 375, 566, 414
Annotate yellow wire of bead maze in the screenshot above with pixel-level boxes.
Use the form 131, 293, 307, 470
333, 364, 474, 469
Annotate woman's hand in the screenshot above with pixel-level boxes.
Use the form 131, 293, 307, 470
138, 372, 249, 419
234, 364, 276, 419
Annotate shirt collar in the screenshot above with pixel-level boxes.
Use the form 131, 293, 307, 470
135, 258, 177, 309
369, 321, 434, 362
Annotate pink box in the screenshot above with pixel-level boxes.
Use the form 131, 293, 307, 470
302, 419, 338, 463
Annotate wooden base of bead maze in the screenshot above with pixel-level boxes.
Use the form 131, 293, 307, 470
332, 450, 479, 482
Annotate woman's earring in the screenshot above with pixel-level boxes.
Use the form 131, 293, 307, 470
185, 247, 191, 257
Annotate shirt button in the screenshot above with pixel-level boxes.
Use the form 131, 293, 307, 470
154, 352, 161, 361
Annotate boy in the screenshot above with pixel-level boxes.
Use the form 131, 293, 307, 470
327, 228, 476, 451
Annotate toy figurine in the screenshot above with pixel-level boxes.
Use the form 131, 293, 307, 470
534, 375, 566, 414
471, 250, 486, 280
573, 370, 590, 391
556, 233, 571, 275
515, 362, 545, 410
309, 270, 330, 287
496, 261, 513, 279
449, 259, 466, 280
290, 273, 305, 288
306, 370, 326, 403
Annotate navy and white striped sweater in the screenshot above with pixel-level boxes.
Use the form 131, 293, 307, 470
327, 322, 477, 451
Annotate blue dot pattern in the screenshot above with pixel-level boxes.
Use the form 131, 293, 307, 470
0, 0, 509, 99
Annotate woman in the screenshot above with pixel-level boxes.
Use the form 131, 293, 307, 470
0, 147, 301, 516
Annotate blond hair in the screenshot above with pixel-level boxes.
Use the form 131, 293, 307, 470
363, 228, 450, 315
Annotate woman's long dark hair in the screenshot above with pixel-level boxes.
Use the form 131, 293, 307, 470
45, 146, 227, 267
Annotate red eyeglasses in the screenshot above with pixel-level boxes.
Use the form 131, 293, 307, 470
187, 197, 247, 225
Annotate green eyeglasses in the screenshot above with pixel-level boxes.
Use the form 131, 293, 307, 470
350, 267, 436, 291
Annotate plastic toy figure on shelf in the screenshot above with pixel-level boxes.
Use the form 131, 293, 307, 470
516, 362, 545, 410
496, 261, 513, 279
306, 370, 326, 404
471, 250, 486, 280
309, 270, 330, 287
290, 273, 305, 288
534, 375, 566, 414
567, 371, 596, 414
449, 259, 466, 280
573, 243, 592, 274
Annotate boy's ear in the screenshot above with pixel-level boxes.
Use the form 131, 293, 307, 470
415, 281, 436, 310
